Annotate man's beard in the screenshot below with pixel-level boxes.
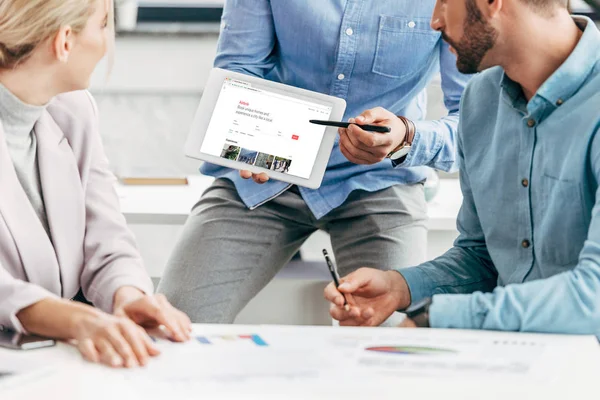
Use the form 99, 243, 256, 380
443, 0, 498, 74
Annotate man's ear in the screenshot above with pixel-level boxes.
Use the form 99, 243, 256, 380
480, 0, 503, 19
52, 26, 74, 63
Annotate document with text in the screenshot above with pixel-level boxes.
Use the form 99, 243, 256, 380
115, 325, 600, 399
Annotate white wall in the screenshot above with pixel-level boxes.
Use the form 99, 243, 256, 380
91, 35, 218, 93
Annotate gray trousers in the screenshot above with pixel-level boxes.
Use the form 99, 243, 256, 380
157, 179, 427, 323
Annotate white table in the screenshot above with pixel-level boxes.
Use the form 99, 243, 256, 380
116, 175, 463, 230
1, 325, 599, 400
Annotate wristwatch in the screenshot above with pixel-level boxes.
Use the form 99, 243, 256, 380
386, 116, 416, 161
387, 142, 411, 161
403, 297, 432, 328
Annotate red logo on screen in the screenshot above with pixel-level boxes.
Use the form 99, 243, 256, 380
292, 135, 299, 140
239, 101, 249, 106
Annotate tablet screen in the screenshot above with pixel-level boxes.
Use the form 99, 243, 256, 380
200, 78, 333, 179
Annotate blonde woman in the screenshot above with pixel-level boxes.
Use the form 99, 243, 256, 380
0, 0, 191, 368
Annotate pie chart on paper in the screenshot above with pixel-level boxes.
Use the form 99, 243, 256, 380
365, 346, 457, 355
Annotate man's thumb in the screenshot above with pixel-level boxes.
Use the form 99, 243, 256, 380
338, 281, 356, 293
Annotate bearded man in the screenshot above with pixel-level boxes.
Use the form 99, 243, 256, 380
326, 0, 600, 337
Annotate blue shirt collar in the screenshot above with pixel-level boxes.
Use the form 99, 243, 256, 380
500, 16, 600, 117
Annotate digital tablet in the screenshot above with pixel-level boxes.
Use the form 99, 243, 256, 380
185, 68, 347, 189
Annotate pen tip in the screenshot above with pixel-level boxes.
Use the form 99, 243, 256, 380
322, 249, 328, 255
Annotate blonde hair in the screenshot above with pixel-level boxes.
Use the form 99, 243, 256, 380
0, 0, 114, 69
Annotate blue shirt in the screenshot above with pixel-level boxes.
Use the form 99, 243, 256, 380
401, 17, 600, 337
200, 0, 470, 219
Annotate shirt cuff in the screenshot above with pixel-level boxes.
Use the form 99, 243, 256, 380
3, 288, 58, 334
429, 294, 478, 329
392, 120, 442, 168
396, 267, 435, 306
10, 311, 31, 335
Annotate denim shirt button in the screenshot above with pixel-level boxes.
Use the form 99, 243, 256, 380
522, 239, 531, 248
527, 119, 536, 128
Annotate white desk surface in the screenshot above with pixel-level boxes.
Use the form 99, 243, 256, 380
117, 175, 462, 231
1, 324, 599, 400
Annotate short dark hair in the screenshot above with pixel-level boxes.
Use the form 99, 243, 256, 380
519, 0, 569, 12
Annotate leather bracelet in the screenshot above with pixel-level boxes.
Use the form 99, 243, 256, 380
387, 116, 416, 157
399, 116, 416, 145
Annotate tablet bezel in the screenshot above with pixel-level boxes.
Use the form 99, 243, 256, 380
185, 68, 347, 189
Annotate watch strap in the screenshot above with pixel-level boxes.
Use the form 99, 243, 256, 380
403, 297, 432, 328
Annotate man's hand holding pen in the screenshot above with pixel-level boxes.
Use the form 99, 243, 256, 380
338, 107, 412, 165
324, 268, 411, 327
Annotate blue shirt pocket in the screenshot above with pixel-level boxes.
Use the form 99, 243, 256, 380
537, 174, 587, 267
372, 16, 441, 80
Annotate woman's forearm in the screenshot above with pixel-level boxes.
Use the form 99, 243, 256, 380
18, 286, 146, 339
16, 298, 102, 339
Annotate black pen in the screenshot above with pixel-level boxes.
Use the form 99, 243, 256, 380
323, 249, 349, 311
309, 119, 391, 133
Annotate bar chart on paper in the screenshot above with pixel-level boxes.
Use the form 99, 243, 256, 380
3, 329, 600, 400
195, 334, 268, 347
111, 325, 600, 400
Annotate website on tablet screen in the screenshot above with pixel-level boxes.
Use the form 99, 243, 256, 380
201, 78, 333, 179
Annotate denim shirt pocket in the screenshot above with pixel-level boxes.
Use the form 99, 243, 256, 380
537, 174, 587, 267
372, 16, 441, 80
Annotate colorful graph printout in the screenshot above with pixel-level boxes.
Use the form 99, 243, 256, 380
196, 334, 268, 347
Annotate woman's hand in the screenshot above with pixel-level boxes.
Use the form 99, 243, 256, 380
71, 310, 161, 368
16, 298, 161, 368
113, 289, 192, 342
